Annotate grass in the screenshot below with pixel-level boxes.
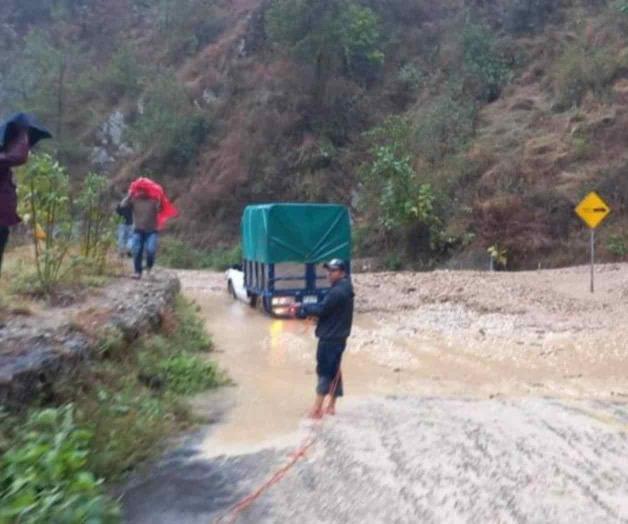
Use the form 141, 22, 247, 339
71, 295, 224, 479
1, 245, 125, 308
0, 295, 226, 522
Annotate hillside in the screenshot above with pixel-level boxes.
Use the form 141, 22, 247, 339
2, 0, 628, 269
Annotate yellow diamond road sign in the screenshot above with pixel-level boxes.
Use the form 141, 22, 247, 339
575, 191, 611, 229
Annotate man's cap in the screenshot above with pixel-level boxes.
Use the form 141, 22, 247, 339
323, 259, 346, 271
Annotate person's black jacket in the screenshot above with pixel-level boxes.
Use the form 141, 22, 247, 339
116, 202, 133, 226
299, 277, 354, 341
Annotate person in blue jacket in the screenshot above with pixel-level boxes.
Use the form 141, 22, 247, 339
290, 259, 354, 419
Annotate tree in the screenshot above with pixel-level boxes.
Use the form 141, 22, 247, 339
266, 0, 384, 105
127, 70, 209, 168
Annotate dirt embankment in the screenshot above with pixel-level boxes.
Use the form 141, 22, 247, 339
0, 271, 180, 408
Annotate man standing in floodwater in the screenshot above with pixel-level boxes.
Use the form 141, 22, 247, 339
290, 259, 354, 419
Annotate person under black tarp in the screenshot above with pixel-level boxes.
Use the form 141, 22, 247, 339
290, 259, 354, 419
0, 113, 51, 276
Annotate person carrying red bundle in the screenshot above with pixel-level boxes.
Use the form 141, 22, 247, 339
119, 177, 178, 279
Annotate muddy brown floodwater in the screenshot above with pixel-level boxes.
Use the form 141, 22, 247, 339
188, 286, 430, 456
122, 268, 628, 524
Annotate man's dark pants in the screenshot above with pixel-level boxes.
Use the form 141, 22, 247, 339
316, 339, 346, 397
0, 226, 9, 275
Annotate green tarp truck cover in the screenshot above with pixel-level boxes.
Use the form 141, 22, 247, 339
241, 204, 351, 264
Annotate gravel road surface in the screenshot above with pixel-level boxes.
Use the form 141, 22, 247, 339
122, 266, 628, 523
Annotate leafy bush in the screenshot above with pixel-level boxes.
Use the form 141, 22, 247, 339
266, 0, 384, 81
383, 253, 403, 271
157, 354, 223, 395
99, 46, 144, 101
160, 237, 242, 270
168, 296, 213, 353
159, 237, 202, 268
397, 63, 424, 92
415, 92, 477, 164
462, 22, 513, 102
76, 172, 116, 274
553, 43, 618, 110
128, 71, 209, 168
607, 234, 628, 257
0, 406, 119, 524
17, 153, 75, 294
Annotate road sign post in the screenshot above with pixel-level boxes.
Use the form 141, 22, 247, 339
590, 228, 595, 293
575, 191, 610, 294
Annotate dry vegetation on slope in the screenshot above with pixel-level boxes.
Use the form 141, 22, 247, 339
2, 0, 628, 268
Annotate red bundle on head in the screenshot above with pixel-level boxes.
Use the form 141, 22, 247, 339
129, 177, 179, 229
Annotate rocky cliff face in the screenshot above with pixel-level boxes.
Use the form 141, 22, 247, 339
0, 272, 180, 408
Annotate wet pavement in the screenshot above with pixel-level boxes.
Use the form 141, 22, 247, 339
120, 272, 628, 523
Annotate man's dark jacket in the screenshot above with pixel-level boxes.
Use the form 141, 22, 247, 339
299, 277, 354, 341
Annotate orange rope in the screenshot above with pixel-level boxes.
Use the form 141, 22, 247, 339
214, 369, 342, 524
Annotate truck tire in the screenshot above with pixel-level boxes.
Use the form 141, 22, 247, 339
227, 280, 236, 299
248, 293, 258, 308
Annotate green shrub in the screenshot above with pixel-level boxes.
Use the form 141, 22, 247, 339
415, 92, 477, 164
203, 244, 243, 271
160, 237, 242, 270
128, 71, 209, 167
266, 0, 384, 80
76, 172, 116, 274
397, 63, 424, 92
462, 22, 513, 102
0, 406, 120, 524
99, 46, 144, 101
169, 296, 213, 353
157, 354, 224, 395
383, 253, 403, 271
159, 237, 202, 268
16, 153, 75, 295
607, 234, 628, 257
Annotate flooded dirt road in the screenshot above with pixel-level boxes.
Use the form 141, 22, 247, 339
122, 268, 628, 523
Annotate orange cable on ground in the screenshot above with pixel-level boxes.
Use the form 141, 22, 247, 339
214, 370, 343, 524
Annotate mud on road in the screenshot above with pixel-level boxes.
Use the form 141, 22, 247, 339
122, 265, 628, 523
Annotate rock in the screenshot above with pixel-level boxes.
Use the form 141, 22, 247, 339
91, 110, 134, 169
